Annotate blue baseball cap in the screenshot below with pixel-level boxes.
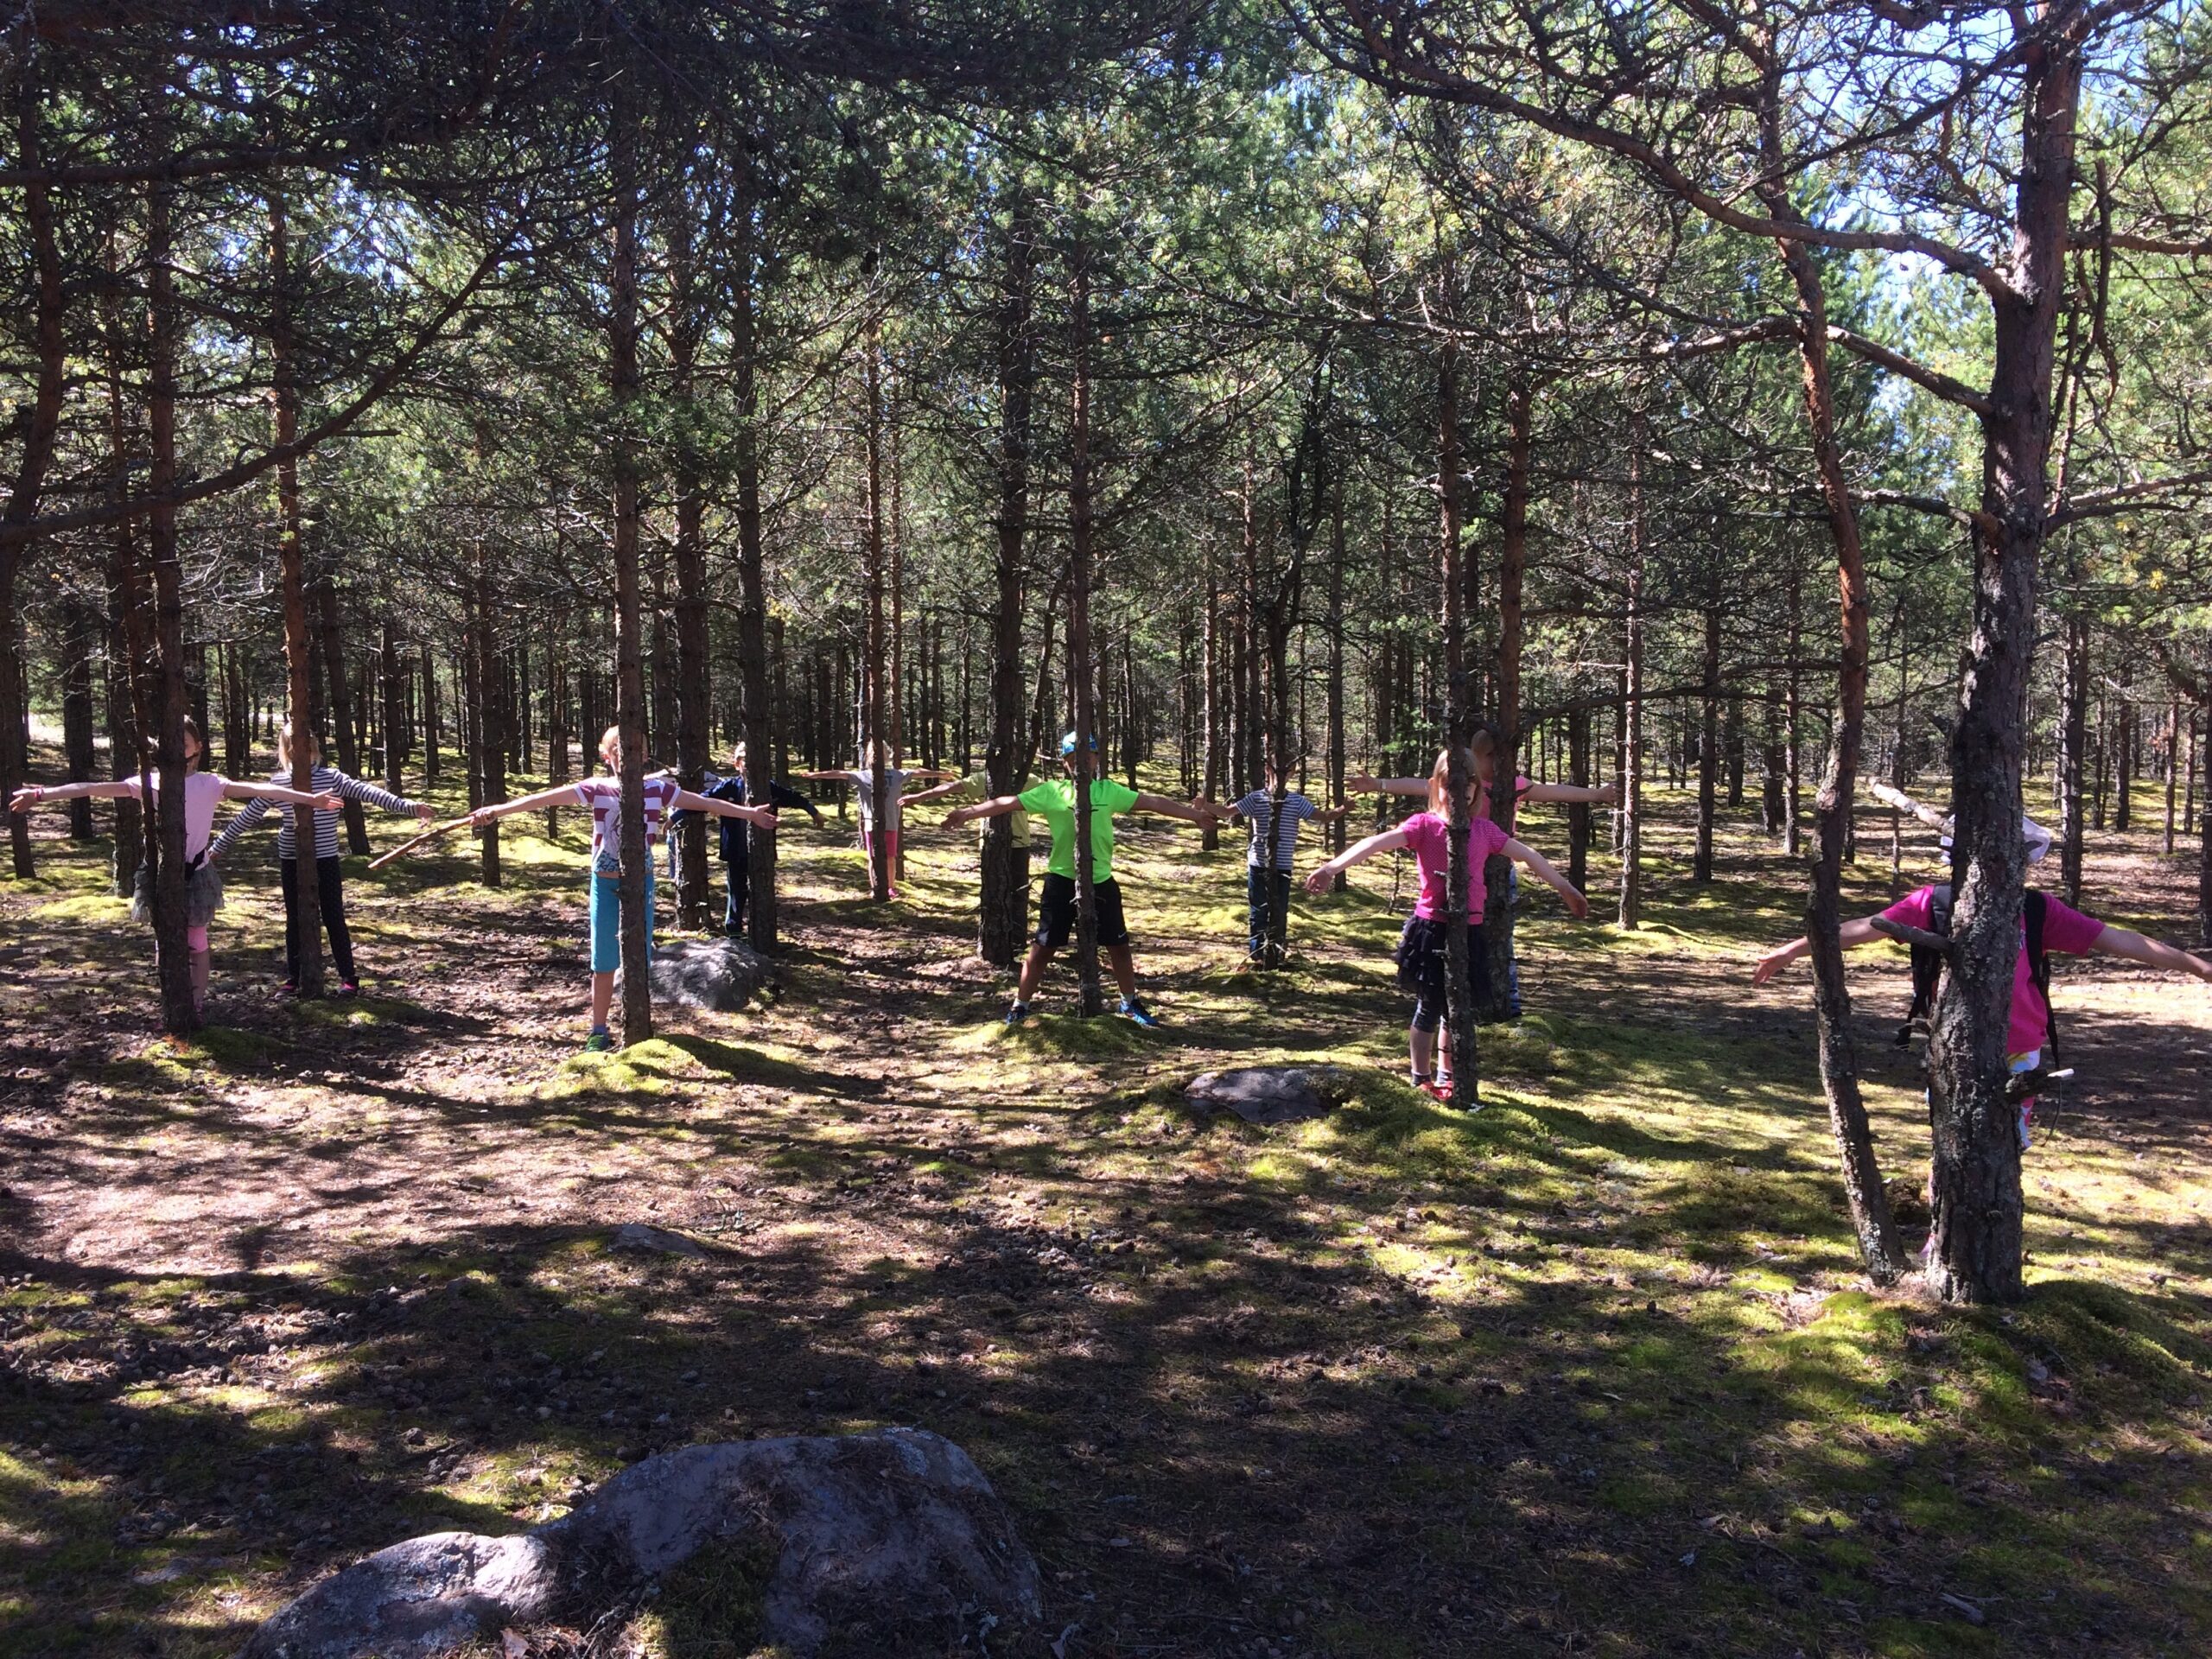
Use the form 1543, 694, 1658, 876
1058, 730, 1096, 758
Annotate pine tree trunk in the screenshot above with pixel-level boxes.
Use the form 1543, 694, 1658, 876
1925, 22, 2087, 1305
1482, 374, 1532, 1014
472, 535, 504, 887
670, 219, 712, 932
731, 209, 779, 950
0, 70, 66, 880
1326, 475, 1348, 871
1618, 443, 1645, 931
1694, 601, 1721, 883
861, 313, 893, 905
101, 231, 144, 898
2113, 699, 2133, 833
62, 605, 97, 838
422, 645, 441, 786
1765, 200, 1906, 1283
980, 204, 1034, 967
315, 574, 371, 854
1067, 244, 1103, 1018
270, 191, 327, 997
1437, 341, 1479, 1104
2057, 614, 2088, 906
608, 116, 653, 1046
147, 181, 196, 1034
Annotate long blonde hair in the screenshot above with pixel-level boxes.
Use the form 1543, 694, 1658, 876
276, 719, 319, 771
1425, 730, 1497, 818
599, 724, 624, 769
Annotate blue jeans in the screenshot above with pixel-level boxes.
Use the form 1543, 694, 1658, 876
1248, 867, 1291, 957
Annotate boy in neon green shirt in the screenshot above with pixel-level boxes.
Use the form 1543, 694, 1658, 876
946, 731, 1208, 1026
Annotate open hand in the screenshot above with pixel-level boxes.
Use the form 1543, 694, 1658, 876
1303, 866, 1338, 894
1561, 887, 1589, 919
1347, 773, 1381, 793
8, 785, 41, 814
753, 810, 778, 832
1751, 947, 1793, 986
314, 792, 344, 811
414, 803, 436, 823
944, 807, 971, 830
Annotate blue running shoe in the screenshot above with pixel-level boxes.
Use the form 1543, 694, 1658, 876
1119, 998, 1160, 1029
1004, 1002, 1032, 1027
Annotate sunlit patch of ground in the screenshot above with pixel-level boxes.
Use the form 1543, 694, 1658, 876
2, 756, 2209, 1656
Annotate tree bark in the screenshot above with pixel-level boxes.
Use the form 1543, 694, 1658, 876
315, 573, 371, 853
101, 230, 144, 898
2113, 697, 2133, 834
1926, 15, 2088, 1305
670, 215, 712, 931
1437, 340, 1479, 1103
1326, 471, 1349, 873
147, 181, 195, 1034
1763, 182, 1907, 1283
1618, 442, 1645, 931
270, 190, 327, 996
980, 203, 1034, 967
731, 207, 780, 950
861, 312, 893, 904
608, 107, 652, 1046
1067, 241, 1104, 1017
1694, 599, 1720, 883
472, 527, 504, 887
61, 605, 97, 837
0, 70, 67, 880
2057, 614, 2088, 906
1483, 373, 1532, 1014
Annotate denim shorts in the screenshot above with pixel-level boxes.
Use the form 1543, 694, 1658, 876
588, 866, 656, 973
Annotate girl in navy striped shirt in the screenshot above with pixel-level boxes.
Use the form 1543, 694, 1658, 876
209, 722, 432, 996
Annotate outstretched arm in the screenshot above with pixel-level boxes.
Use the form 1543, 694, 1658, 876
1132, 791, 1208, 826
1347, 773, 1426, 798
470, 783, 577, 826
944, 795, 1023, 829
1751, 916, 1887, 984
903, 778, 967, 807
227, 780, 344, 810
1501, 836, 1589, 918
330, 771, 433, 822
1524, 780, 1618, 806
2088, 925, 2212, 982
11, 779, 141, 810
1303, 826, 1413, 892
675, 790, 776, 828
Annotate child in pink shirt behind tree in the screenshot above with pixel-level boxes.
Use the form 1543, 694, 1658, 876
1754, 884, 2211, 1147
1309, 746, 1587, 1100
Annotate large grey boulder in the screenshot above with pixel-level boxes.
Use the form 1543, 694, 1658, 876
243, 1428, 1039, 1659
1185, 1065, 1352, 1125
620, 937, 779, 1014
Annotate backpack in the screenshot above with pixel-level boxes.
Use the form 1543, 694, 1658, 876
1897, 884, 2058, 1059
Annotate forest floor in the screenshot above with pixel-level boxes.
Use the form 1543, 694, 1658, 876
3, 755, 2211, 1659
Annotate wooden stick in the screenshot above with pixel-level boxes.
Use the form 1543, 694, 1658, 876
367, 812, 476, 870
1866, 780, 1951, 833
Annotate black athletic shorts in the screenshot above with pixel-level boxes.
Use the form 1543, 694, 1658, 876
1036, 873, 1130, 949
1395, 914, 1491, 1032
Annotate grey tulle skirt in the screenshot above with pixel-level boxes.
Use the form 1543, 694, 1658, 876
130, 858, 225, 930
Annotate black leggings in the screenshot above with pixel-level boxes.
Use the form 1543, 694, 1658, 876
280, 855, 356, 982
